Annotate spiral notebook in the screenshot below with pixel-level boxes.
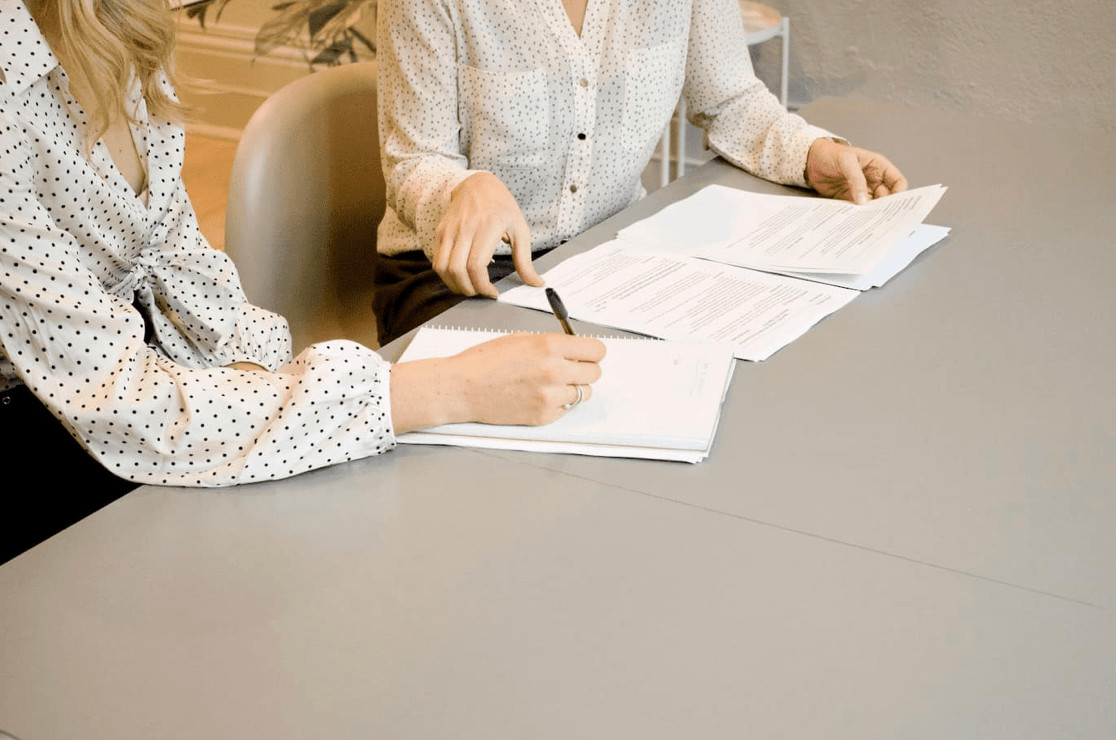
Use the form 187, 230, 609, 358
395, 326, 737, 463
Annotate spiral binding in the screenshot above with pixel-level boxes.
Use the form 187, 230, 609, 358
424, 324, 660, 342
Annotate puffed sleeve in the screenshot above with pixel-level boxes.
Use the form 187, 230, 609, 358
377, 0, 485, 258
0, 112, 397, 487
684, 0, 838, 187
127, 172, 293, 373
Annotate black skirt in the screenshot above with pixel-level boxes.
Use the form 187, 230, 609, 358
0, 385, 137, 565
371, 248, 553, 347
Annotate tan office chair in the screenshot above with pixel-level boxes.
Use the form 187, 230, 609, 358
224, 62, 384, 352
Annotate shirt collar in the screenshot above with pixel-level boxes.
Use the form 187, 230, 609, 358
0, 0, 61, 96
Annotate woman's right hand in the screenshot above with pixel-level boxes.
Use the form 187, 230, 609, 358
432, 172, 545, 298
390, 332, 606, 433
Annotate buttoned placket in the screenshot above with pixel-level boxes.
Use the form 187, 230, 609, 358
537, 0, 598, 246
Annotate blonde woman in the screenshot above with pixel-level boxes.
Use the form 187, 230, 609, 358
0, 0, 604, 563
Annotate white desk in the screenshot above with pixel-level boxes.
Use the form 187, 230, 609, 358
2, 100, 1114, 740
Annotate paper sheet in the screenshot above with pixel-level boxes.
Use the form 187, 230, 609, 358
500, 242, 858, 361
617, 184, 947, 275
396, 327, 736, 462
398, 433, 708, 464
763, 224, 952, 290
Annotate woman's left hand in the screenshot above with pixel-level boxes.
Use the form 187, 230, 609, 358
805, 138, 908, 204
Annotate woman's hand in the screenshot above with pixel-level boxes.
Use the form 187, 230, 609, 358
805, 138, 908, 204
432, 172, 545, 298
390, 332, 606, 433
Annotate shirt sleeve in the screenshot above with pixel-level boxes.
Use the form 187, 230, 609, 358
683, 0, 839, 188
127, 175, 292, 372
377, 0, 485, 259
0, 114, 397, 487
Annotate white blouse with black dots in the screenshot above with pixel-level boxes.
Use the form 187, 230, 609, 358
376, 0, 839, 259
0, 1, 395, 487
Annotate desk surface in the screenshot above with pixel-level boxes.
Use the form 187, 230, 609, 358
2, 99, 1114, 740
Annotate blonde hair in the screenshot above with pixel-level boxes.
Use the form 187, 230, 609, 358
47, 0, 184, 141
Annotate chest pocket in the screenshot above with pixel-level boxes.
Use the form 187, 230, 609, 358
621, 42, 685, 153
459, 65, 549, 169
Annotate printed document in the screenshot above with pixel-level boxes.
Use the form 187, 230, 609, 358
499, 242, 858, 361
617, 184, 946, 275
765, 224, 951, 290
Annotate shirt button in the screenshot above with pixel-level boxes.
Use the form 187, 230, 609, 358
577, 133, 587, 140
579, 78, 589, 88
569, 184, 579, 194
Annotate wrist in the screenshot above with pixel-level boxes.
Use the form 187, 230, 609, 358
389, 358, 471, 433
451, 170, 497, 201
805, 137, 834, 187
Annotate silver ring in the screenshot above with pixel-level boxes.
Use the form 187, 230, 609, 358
562, 384, 584, 410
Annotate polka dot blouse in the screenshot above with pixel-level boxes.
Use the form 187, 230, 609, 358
0, 2, 395, 487
376, 0, 837, 260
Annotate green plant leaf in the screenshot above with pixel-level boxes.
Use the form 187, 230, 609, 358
308, 1, 347, 40
349, 25, 375, 53
254, 4, 311, 56
185, 0, 235, 28
194, 0, 377, 63
310, 38, 351, 66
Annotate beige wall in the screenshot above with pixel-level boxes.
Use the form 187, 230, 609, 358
756, 0, 1115, 130
174, 1, 375, 138
179, 0, 1115, 139
197, 0, 280, 27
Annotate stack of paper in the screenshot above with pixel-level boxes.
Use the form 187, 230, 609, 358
500, 242, 857, 361
617, 184, 948, 283
501, 184, 948, 360
396, 327, 736, 463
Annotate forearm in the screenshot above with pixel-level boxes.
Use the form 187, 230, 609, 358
684, 0, 836, 187
144, 179, 293, 371
389, 357, 469, 434
378, 0, 479, 252
55, 342, 393, 487
390, 332, 608, 433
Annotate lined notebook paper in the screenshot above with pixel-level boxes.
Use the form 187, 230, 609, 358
395, 327, 736, 463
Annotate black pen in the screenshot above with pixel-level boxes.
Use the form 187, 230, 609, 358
545, 287, 576, 336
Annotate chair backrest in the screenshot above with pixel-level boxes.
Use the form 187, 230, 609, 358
225, 62, 384, 351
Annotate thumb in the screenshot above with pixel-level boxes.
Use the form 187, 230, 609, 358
838, 148, 870, 205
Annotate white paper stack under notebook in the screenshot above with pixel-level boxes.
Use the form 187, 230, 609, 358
395, 327, 736, 463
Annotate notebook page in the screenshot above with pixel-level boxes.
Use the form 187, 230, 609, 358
396, 327, 735, 454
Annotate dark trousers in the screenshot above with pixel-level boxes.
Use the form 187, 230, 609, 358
371, 249, 553, 347
1, 385, 137, 565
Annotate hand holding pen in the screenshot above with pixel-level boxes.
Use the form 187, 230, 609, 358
544, 287, 603, 410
